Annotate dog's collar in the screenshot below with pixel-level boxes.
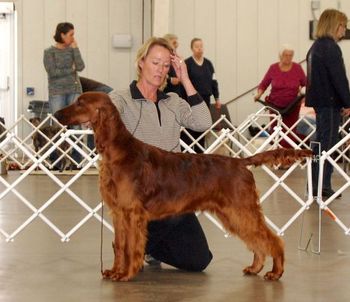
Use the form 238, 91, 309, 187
129, 80, 170, 102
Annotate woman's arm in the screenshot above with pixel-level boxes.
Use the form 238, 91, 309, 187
209, 60, 221, 108
254, 65, 273, 100
325, 43, 350, 108
72, 48, 85, 72
178, 94, 212, 132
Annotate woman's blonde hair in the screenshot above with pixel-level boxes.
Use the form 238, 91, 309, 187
135, 37, 173, 87
163, 33, 178, 42
315, 9, 348, 39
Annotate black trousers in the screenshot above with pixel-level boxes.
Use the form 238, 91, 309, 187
145, 213, 213, 271
311, 107, 341, 191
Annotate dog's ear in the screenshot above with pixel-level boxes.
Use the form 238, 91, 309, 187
91, 107, 100, 125
93, 107, 110, 153
91, 107, 109, 127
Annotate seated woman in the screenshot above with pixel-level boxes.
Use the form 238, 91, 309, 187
254, 44, 307, 147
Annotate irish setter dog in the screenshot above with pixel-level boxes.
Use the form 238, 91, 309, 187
54, 92, 312, 282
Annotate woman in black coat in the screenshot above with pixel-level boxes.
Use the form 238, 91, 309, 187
306, 9, 350, 198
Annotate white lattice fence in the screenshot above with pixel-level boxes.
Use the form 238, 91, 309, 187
1, 108, 341, 243
0, 115, 113, 242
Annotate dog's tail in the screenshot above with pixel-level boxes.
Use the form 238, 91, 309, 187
241, 148, 313, 167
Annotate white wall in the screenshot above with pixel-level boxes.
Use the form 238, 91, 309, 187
165, 0, 350, 124
3, 0, 350, 127
4, 0, 149, 122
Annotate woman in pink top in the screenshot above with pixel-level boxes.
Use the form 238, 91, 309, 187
254, 44, 307, 147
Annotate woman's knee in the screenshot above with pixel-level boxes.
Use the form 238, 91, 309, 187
181, 250, 213, 272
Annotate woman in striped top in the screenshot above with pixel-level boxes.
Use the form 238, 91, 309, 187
109, 37, 213, 272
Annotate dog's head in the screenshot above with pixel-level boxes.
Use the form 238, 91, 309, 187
54, 92, 124, 154
54, 92, 117, 127
29, 117, 42, 127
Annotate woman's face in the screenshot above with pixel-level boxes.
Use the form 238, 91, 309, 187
336, 22, 347, 41
280, 50, 294, 65
61, 29, 75, 46
139, 45, 171, 88
191, 40, 203, 57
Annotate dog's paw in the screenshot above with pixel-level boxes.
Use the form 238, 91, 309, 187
243, 265, 263, 275
263, 271, 283, 281
102, 269, 131, 282
102, 269, 114, 279
102, 269, 120, 280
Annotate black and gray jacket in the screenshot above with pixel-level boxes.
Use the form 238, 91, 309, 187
109, 81, 212, 152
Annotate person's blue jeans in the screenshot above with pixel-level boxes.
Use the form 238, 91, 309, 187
311, 107, 341, 192
49, 93, 82, 166
49, 93, 80, 114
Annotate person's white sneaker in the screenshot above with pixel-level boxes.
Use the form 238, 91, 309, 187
144, 254, 161, 266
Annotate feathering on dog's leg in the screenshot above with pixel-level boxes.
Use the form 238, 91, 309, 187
213, 188, 284, 281
102, 210, 127, 281
120, 206, 149, 281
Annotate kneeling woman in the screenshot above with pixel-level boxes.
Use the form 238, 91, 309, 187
109, 37, 213, 271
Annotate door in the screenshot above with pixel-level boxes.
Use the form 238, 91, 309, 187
0, 2, 16, 128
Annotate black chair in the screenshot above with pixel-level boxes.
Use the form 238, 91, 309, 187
80, 77, 113, 94
256, 94, 305, 116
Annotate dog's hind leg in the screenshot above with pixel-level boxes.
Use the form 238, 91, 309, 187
214, 200, 284, 281
241, 223, 284, 281
243, 251, 265, 275
214, 208, 266, 275
263, 234, 284, 281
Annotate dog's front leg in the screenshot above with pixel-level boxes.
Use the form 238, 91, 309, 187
120, 207, 148, 281
102, 210, 127, 281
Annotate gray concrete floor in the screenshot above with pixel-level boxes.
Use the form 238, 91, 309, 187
1, 168, 350, 302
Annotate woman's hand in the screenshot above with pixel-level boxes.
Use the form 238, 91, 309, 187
254, 89, 264, 102
170, 54, 189, 83
171, 54, 197, 96
70, 39, 78, 48
215, 99, 222, 109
